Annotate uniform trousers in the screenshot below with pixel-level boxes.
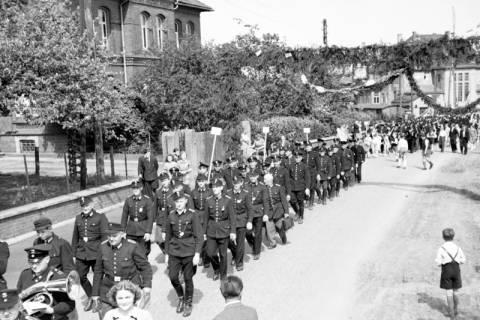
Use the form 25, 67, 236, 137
127, 235, 151, 256
355, 163, 362, 183
200, 241, 211, 266
318, 180, 328, 201
329, 177, 337, 199
246, 217, 263, 255
168, 255, 196, 301
460, 141, 468, 155
290, 190, 305, 218
308, 174, 321, 204
341, 170, 353, 189
264, 218, 286, 244
206, 237, 229, 279
450, 138, 457, 152
228, 227, 247, 267
75, 258, 96, 297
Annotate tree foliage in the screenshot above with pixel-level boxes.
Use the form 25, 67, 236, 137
0, 0, 147, 143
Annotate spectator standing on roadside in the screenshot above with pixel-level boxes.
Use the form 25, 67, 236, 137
212, 276, 258, 320
438, 125, 447, 152
164, 154, 178, 173
397, 134, 408, 169
459, 124, 470, 155
435, 228, 466, 320
422, 133, 434, 170
137, 147, 159, 198
450, 124, 459, 152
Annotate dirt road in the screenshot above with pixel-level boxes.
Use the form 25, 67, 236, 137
4, 147, 479, 319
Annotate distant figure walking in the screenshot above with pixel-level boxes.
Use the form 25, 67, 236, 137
435, 228, 466, 320
212, 276, 258, 320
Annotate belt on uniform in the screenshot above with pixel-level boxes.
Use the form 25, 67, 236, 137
81, 237, 101, 243
210, 217, 228, 222
130, 217, 147, 222
104, 274, 133, 282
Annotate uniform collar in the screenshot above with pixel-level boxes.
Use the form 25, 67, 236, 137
133, 195, 142, 201
176, 209, 187, 216
82, 210, 93, 218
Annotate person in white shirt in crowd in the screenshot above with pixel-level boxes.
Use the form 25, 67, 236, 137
435, 228, 466, 320
363, 134, 372, 158
438, 124, 447, 152
397, 134, 409, 169
371, 133, 381, 157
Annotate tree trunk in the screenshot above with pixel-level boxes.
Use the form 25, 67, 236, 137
95, 121, 105, 184
80, 129, 87, 190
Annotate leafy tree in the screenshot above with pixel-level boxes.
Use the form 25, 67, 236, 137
0, 0, 147, 186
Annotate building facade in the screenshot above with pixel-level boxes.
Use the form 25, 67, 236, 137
74, 0, 212, 83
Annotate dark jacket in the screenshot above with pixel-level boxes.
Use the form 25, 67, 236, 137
264, 184, 288, 220
245, 182, 268, 219
226, 189, 253, 228
120, 195, 154, 236
92, 238, 152, 303
33, 234, 74, 274
153, 187, 175, 227
164, 208, 203, 257
137, 155, 159, 182
0, 241, 9, 290
317, 155, 333, 180
288, 162, 311, 191
204, 195, 236, 238
72, 210, 109, 261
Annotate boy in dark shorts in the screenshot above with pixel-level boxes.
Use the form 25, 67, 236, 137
435, 228, 466, 320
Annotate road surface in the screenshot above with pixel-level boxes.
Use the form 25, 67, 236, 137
4, 147, 480, 319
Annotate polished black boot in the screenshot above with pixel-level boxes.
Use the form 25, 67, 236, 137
183, 298, 193, 317
176, 297, 185, 313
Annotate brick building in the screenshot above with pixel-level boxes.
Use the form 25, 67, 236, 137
75, 0, 213, 83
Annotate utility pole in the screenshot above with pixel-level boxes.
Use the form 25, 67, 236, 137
323, 19, 328, 46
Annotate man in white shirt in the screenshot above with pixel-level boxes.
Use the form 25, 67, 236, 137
435, 228, 466, 320
397, 134, 409, 169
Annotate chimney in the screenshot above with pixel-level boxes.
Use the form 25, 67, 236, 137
412, 31, 417, 41
397, 33, 403, 43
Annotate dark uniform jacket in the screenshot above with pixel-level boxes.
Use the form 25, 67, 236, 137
331, 152, 342, 176
288, 162, 311, 191
71, 210, 109, 261
245, 182, 268, 219
226, 189, 252, 228
121, 195, 154, 236
164, 208, 202, 257
270, 166, 291, 195
340, 148, 355, 171
317, 155, 333, 181
264, 184, 288, 220
33, 234, 74, 274
137, 155, 159, 182
153, 187, 175, 227
0, 241, 9, 290
223, 167, 240, 190
92, 239, 152, 303
352, 145, 366, 163
204, 195, 236, 239
281, 156, 295, 169
17, 267, 75, 320
191, 187, 213, 226
303, 151, 319, 176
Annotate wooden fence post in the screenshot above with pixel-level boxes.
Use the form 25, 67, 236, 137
110, 146, 115, 178
63, 153, 71, 193
34, 146, 40, 177
23, 154, 32, 200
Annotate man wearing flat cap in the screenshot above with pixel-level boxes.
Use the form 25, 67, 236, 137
120, 180, 154, 256
71, 196, 109, 311
287, 150, 310, 224
204, 179, 236, 281
137, 147, 159, 198
32, 217, 74, 274
165, 192, 203, 317
17, 244, 75, 320
245, 168, 268, 260
92, 223, 152, 319
0, 289, 21, 320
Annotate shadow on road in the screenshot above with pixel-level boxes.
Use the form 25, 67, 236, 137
166, 288, 204, 307
361, 181, 480, 202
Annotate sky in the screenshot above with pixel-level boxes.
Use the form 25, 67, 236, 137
200, 0, 480, 47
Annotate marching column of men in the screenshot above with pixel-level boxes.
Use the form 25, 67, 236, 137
5, 137, 365, 319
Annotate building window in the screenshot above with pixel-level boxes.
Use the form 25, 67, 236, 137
140, 12, 150, 50
455, 72, 470, 102
20, 140, 36, 153
175, 20, 182, 48
98, 7, 110, 48
157, 15, 166, 50
373, 92, 380, 104
186, 21, 194, 37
